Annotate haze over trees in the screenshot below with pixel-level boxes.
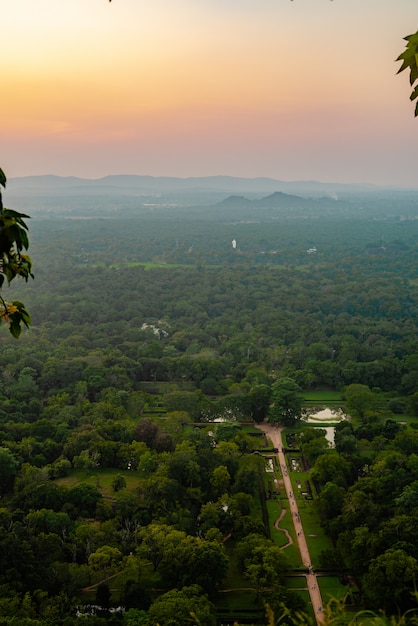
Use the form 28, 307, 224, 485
0, 175, 418, 624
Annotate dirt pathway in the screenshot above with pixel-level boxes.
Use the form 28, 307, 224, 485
257, 423, 325, 624
274, 507, 293, 549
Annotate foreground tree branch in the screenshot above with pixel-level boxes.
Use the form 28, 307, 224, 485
0, 168, 33, 337
396, 31, 418, 117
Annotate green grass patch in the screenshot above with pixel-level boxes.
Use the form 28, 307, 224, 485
318, 576, 350, 603
393, 413, 418, 426
223, 539, 255, 591
215, 589, 262, 611
291, 589, 314, 619
214, 590, 265, 625
267, 500, 291, 549
242, 424, 266, 435
77, 562, 161, 606
56, 468, 140, 497
295, 501, 333, 564
285, 576, 307, 589
302, 391, 343, 402
110, 261, 189, 270
266, 500, 301, 566
140, 410, 167, 421
78, 570, 127, 604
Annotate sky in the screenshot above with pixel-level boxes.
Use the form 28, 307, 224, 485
2, 0, 418, 186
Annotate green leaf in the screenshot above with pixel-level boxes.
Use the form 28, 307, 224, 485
396, 49, 416, 64
9, 320, 21, 339
404, 32, 418, 41
410, 85, 418, 102
0, 168, 6, 189
397, 32, 418, 116
3, 208, 31, 221
410, 63, 418, 86
396, 58, 411, 74
11, 301, 31, 326
6, 302, 32, 338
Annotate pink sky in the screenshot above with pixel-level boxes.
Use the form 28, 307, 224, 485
2, 0, 418, 186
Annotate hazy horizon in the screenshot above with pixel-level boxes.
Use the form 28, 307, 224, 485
2, 0, 418, 187
8, 172, 418, 192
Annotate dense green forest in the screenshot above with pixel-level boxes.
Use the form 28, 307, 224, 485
1, 184, 418, 625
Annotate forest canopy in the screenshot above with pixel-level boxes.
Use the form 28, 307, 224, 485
0, 178, 417, 623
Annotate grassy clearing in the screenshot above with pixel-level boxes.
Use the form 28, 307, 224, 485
109, 261, 189, 270
221, 537, 264, 621
78, 570, 126, 604
393, 413, 418, 425
56, 468, 140, 496
223, 540, 253, 590
302, 391, 343, 402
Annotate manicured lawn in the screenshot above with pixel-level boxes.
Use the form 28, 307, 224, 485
242, 424, 266, 435
261, 434, 368, 626
302, 391, 343, 402
266, 500, 300, 566
214, 590, 265, 626
319, 576, 350, 603
215, 589, 263, 612
296, 500, 334, 564
264, 437, 344, 610
286, 575, 308, 589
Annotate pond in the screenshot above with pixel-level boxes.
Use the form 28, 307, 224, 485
303, 407, 346, 424
302, 407, 348, 447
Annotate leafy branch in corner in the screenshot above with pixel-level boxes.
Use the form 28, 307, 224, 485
396, 31, 418, 117
0, 168, 34, 337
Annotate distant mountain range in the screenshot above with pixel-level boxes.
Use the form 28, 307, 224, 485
6, 175, 418, 220
7, 174, 385, 198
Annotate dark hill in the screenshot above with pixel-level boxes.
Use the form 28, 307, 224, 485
257, 191, 310, 208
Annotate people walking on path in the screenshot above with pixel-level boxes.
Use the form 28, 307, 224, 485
256, 423, 325, 625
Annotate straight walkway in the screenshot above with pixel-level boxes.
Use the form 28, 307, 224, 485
257, 423, 325, 624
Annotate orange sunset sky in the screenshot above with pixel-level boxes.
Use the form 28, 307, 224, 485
2, 0, 417, 186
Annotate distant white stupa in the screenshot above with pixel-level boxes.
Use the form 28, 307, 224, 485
232, 239, 237, 249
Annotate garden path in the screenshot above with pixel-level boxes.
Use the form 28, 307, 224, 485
274, 507, 293, 549
256, 423, 325, 624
